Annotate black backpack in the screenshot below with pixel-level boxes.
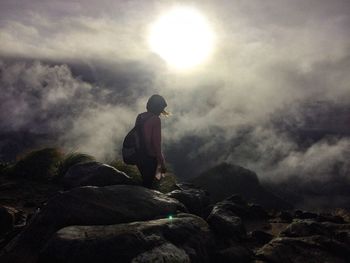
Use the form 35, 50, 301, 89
122, 115, 152, 165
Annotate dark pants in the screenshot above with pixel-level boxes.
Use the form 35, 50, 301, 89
136, 154, 158, 188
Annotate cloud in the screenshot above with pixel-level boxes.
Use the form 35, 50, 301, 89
269, 138, 350, 181
0, 0, 349, 189
0, 61, 146, 160
0, 61, 90, 132
0, 16, 148, 63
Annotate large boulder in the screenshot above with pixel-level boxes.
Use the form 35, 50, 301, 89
62, 161, 134, 189
166, 183, 210, 217
207, 195, 271, 241
207, 196, 250, 240
38, 213, 212, 263
0, 185, 186, 263
191, 163, 291, 209
208, 208, 246, 240
211, 195, 269, 221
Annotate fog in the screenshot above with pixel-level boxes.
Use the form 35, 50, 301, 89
0, 0, 349, 186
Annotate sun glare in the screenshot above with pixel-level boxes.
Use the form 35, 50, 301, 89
148, 7, 215, 70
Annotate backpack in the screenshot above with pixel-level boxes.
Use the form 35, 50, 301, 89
122, 115, 152, 165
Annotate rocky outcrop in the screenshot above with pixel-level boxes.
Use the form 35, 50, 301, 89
280, 220, 350, 238
191, 163, 291, 209
62, 161, 134, 189
208, 208, 246, 240
166, 183, 210, 217
212, 195, 269, 221
207, 195, 270, 241
1, 168, 349, 263
257, 220, 350, 263
0, 185, 186, 263
38, 213, 211, 263
257, 235, 350, 263
294, 210, 346, 224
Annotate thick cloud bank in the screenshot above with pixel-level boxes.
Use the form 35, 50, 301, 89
0, 61, 136, 160
1, 60, 349, 185
0, 0, 349, 194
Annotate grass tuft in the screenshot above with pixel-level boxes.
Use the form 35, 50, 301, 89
156, 173, 178, 193
11, 148, 64, 181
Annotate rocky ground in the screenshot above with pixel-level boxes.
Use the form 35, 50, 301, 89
0, 161, 349, 263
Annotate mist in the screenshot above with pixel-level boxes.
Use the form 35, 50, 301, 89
0, 0, 349, 192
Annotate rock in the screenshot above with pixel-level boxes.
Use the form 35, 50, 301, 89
257, 235, 350, 263
317, 213, 345, 224
0, 207, 25, 251
0, 206, 14, 235
166, 183, 210, 216
207, 203, 246, 240
207, 195, 272, 240
294, 210, 318, 220
257, 219, 350, 263
250, 230, 274, 245
211, 245, 254, 263
12, 210, 26, 226
278, 211, 293, 223
280, 220, 333, 238
293, 211, 346, 224
23, 201, 37, 208
280, 220, 350, 241
334, 208, 350, 223
228, 195, 248, 206
212, 195, 269, 221
38, 213, 211, 263
62, 161, 134, 189
248, 204, 269, 220
132, 243, 190, 263
191, 163, 292, 209
0, 185, 186, 263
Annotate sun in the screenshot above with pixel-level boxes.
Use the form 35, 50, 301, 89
148, 7, 215, 70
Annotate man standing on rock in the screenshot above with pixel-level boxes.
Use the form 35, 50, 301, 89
135, 94, 168, 188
